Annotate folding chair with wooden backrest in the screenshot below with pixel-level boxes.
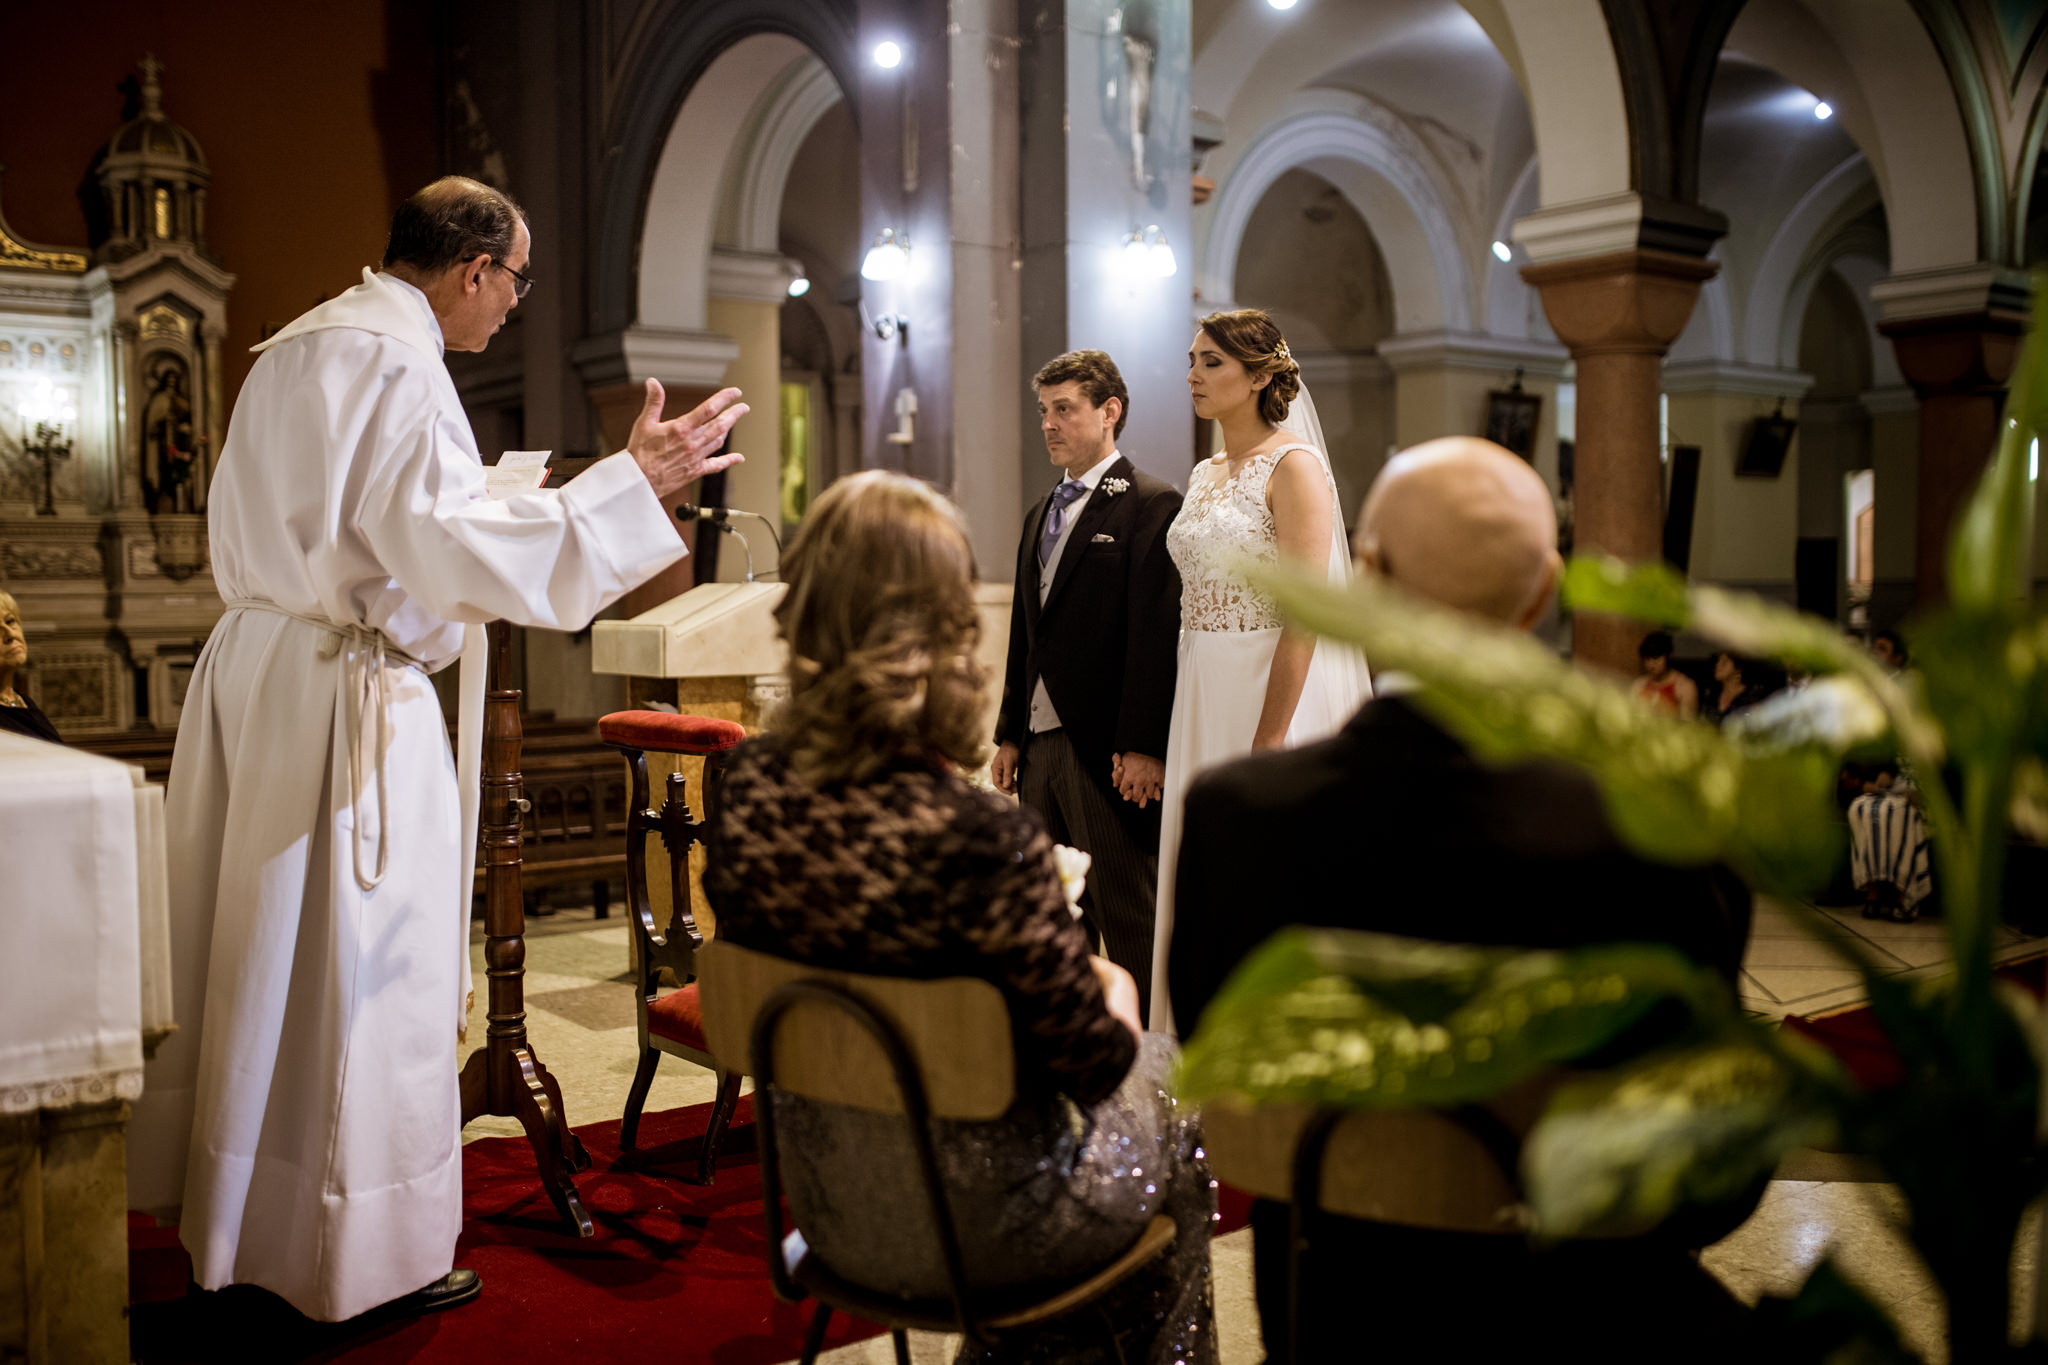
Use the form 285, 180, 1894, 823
1199, 1076, 1556, 1361
697, 939, 1178, 1365
599, 709, 748, 1183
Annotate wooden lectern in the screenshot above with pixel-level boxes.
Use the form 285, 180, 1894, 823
458, 621, 594, 1236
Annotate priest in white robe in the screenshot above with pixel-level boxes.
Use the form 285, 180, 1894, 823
166, 176, 747, 1322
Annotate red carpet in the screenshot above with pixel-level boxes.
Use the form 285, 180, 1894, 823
1780, 952, 2048, 1091
133, 1095, 1252, 1364
135, 1097, 886, 1364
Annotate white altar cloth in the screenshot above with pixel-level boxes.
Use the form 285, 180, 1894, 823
0, 732, 165, 1115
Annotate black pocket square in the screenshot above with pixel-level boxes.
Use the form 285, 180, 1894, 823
1091, 533, 1116, 543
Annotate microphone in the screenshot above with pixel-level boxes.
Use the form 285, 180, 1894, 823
672, 503, 783, 581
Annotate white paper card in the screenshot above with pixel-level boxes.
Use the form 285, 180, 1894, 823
484, 449, 551, 499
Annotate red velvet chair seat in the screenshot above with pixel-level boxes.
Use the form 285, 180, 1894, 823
599, 710, 747, 755
648, 982, 708, 1051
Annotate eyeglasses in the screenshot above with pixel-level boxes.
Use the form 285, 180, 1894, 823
470, 255, 535, 299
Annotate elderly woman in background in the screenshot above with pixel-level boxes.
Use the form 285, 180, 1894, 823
0, 592, 61, 743
704, 470, 1215, 1365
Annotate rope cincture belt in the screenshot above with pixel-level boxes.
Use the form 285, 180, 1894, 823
225, 598, 426, 892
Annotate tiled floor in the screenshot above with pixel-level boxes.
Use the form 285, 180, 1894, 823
1737, 895, 2046, 1020
464, 900, 2048, 1364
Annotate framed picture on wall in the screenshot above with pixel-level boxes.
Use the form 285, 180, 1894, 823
1484, 385, 1542, 462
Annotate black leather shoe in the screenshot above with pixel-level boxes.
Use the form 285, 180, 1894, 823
386, 1269, 481, 1315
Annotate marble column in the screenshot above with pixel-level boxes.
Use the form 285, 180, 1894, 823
1521, 249, 1717, 673
707, 248, 793, 584
1877, 314, 2024, 605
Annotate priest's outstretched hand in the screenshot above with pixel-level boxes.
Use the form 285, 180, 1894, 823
628, 377, 748, 499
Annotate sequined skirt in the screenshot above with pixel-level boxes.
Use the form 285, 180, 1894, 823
771, 1032, 1218, 1365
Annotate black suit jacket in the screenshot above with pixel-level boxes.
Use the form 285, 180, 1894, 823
1169, 695, 1753, 1033
995, 455, 1182, 851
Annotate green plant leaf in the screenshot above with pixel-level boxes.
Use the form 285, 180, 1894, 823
1565, 556, 1874, 679
1176, 927, 1727, 1112
1522, 1041, 1838, 1240
1946, 292, 2043, 610
1248, 563, 1844, 894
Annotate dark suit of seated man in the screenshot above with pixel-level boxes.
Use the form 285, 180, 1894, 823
1168, 437, 1755, 1363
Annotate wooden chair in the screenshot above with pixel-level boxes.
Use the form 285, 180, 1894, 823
1199, 1075, 1557, 1361
599, 709, 749, 1183
697, 939, 1179, 1365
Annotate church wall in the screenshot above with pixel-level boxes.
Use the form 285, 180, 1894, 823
0, 3, 436, 406
1667, 386, 1802, 601
706, 296, 787, 581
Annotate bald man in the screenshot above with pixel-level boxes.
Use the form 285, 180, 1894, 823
1169, 438, 1752, 1361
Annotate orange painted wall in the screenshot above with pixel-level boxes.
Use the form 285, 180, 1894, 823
0, 2, 436, 401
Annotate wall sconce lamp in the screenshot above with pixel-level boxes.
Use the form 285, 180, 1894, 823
861, 227, 911, 281
1122, 225, 1177, 279
860, 228, 911, 342
17, 380, 76, 517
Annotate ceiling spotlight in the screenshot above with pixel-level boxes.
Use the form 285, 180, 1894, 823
1814, 100, 1833, 121
861, 227, 910, 282
787, 274, 811, 298
1491, 240, 1513, 263
873, 40, 902, 69
1267, 0, 1298, 8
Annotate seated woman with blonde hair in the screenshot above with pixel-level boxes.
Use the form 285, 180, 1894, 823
705, 470, 1215, 1365
0, 591, 62, 744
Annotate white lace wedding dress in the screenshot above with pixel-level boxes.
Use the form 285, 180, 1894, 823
1147, 407, 1371, 1033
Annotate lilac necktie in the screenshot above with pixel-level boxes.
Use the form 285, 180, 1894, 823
1038, 479, 1088, 565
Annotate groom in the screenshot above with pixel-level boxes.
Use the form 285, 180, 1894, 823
993, 350, 1182, 1015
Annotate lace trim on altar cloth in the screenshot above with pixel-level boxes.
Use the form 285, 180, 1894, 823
1, 1066, 144, 1115
1167, 449, 1289, 633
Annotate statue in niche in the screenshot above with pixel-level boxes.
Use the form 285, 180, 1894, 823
141, 353, 199, 513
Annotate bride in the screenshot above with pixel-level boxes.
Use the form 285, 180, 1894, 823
1146, 309, 1371, 1032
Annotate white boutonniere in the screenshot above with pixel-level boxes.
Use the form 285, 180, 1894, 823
1053, 843, 1092, 919
1101, 476, 1131, 496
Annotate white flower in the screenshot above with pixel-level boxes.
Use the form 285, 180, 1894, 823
1102, 476, 1131, 496
1053, 843, 1092, 919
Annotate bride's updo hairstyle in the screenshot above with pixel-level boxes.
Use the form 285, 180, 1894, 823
772, 470, 992, 786
1198, 308, 1301, 427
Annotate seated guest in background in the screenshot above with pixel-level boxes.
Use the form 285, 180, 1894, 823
1707, 650, 1774, 726
705, 470, 1215, 1365
1633, 630, 1699, 718
1849, 631, 1931, 921
1872, 627, 1908, 673
1169, 436, 1753, 1363
0, 592, 61, 744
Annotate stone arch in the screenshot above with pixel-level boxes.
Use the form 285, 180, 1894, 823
590, 0, 857, 335
717, 53, 845, 255
1746, 156, 1884, 368
1456, 0, 1634, 206
1204, 100, 1475, 334
1724, 0, 1980, 273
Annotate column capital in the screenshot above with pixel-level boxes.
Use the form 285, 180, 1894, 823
1659, 360, 1812, 399
1511, 193, 1726, 266
706, 248, 800, 305
1521, 249, 1719, 357
570, 325, 740, 391
1374, 329, 1568, 379
1869, 263, 2027, 326
1877, 310, 2025, 398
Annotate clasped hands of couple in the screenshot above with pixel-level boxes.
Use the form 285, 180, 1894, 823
989, 746, 1164, 807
